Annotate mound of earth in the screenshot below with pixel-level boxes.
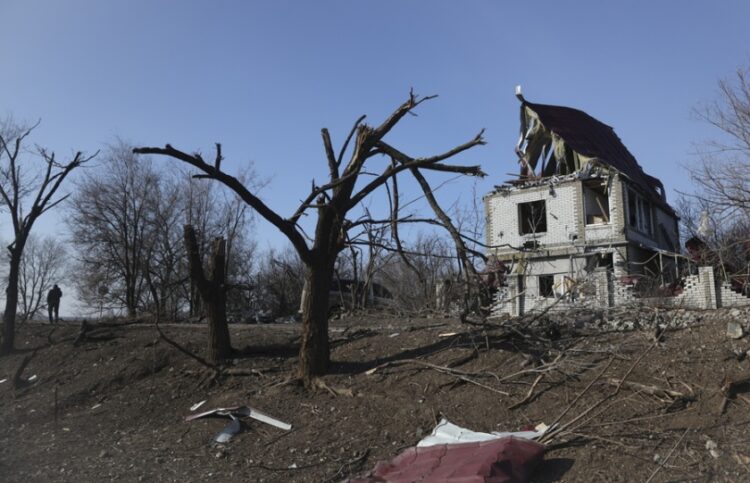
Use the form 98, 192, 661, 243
1, 308, 749, 482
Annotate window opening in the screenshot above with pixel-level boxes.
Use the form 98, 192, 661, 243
519, 200, 547, 235
538, 275, 555, 298
583, 182, 610, 224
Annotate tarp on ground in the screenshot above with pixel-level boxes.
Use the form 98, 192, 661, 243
346, 419, 546, 483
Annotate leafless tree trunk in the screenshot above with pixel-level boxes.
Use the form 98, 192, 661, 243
184, 225, 231, 363
0, 120, 94, 354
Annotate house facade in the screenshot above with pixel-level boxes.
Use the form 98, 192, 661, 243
486, 90, 684, 316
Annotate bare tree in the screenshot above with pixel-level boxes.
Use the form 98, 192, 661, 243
180, 171, 258, 318
250, 246, 305, 320
184, 225, 231, 363
68, 141, 161, 316
682, 65, 750, 288
691, 66, 750, 215
379, 233, 460, 312
135, 92, 485, 385
68, 142, 258, 320
0, 119, 94, 354
333, 220, 390, 311
18, 235, 67, 322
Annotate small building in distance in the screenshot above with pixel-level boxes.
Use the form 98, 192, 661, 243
485, 88, 681, 316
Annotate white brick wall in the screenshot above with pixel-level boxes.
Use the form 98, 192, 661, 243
490, 270, 611, 316
718, 282, 750, 307
487, 183, 579, 248
489, 266, 750, 317
584, 223, 617, 242
614, 270, 719, 310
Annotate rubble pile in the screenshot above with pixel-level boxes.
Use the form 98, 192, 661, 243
528, 306, 750, 334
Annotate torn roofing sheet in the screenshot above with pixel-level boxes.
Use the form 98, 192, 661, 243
185, 405, 291, 431
347, 419, 546, 483
417, 418, 547, 447
348, 437, 545, 483
515, 93, 673, 215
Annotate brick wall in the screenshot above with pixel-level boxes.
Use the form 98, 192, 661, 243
718, 282, 750, 307
490, 270, 611, 317
489, 266, 750, 317
486, 182, 579, 250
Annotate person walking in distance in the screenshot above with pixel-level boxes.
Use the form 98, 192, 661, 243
47, 284, 63, 324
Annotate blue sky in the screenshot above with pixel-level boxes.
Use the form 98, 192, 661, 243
1, 0, 749, 253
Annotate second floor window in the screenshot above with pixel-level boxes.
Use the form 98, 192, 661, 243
627, 188, 653, 235
519, 200, 547, 235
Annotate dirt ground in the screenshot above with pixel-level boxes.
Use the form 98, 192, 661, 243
2, 310, 750, 482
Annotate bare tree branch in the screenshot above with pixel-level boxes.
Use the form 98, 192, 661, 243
134, 144, 312, 264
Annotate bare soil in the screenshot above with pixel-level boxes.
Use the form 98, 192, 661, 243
2, 310, 750, 482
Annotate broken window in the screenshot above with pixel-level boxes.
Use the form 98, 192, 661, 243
628, 190, 638, 227
638, 197, 652, 234
538, 275, 554, 298
518, 200, 547, 235
583, 182, 610, 225
627, 188, 653, 235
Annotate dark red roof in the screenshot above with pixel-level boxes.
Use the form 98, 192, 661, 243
524, 101, 672, 213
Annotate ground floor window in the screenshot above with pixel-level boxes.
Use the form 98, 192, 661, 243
538, 274, 555, 298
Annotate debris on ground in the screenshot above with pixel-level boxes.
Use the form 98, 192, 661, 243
190, 400, 207, 411
727, 321, 744, 339
417, 418, 548, 447
214, 417, 242, 444
706, 439, 720, 459
186, 405, 292, 431
3, 307, 750, 481
186, 405, 291, 444
348, 419, 546, 482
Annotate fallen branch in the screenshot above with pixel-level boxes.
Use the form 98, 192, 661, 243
312, 377, 355, 397
539, 357, 614, 444
603, 378, 692, 400
324, 450, 370, 483
223, 368, 267, 377
585, 410, 688, 429
508, 352, 565, 410
543, 341, 662, 444
365, 358, 509, 395
614, 341, 657, 395
508, 373, 545, 410
154, 319, 215, 370
645, 428, 689, 483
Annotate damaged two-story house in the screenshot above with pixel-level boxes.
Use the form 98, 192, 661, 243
485, 89, 682, 316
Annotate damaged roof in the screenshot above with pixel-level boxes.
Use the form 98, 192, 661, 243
515, 90, 672, 212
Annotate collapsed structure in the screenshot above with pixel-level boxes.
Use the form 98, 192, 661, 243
485, 88, 749, 316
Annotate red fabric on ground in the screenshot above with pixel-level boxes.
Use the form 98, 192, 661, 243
348, 436, 545, 483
